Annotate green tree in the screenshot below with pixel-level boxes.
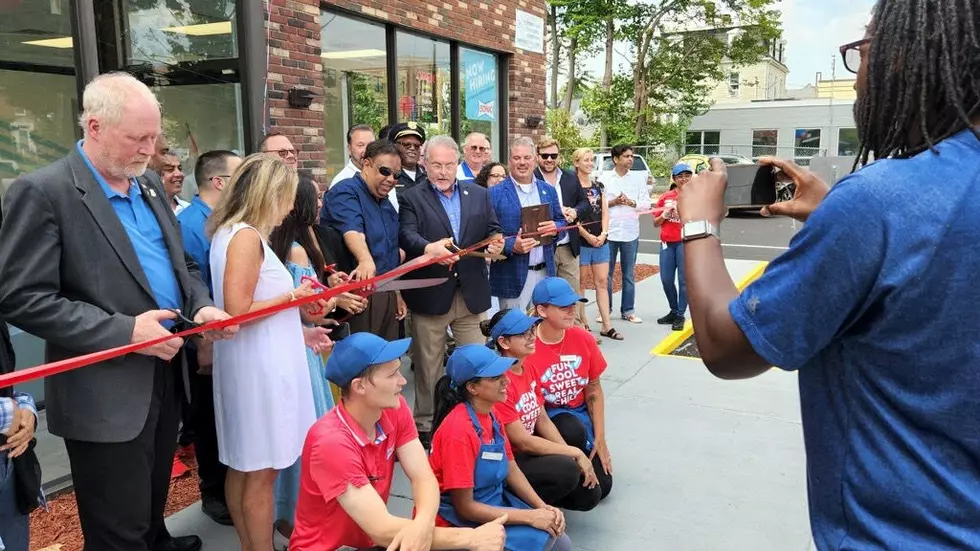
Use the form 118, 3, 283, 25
545, 108, 588, 151
348, 73, 387, 134
582, 0, 781, 147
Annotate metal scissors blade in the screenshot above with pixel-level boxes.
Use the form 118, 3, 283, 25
374, 277, 450, 292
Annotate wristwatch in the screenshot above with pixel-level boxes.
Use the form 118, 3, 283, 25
682, 220, 720, 242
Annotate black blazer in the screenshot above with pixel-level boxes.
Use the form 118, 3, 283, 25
398, 166, 428, 191
398, 181, 502, 316
534, 168, 589, 256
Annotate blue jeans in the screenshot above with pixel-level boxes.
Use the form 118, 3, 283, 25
607, 239, 639, 316
0, 457, 29, 551
659, 241, 687, 317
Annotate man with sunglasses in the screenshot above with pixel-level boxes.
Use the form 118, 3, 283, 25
391, 122, 428, 194
323, 140, 407, 341
259, 132, 298, 169
681, 2, 980, 549
534, 138, 588, 329
176, 150, 241, 526
457, 133, 492, 185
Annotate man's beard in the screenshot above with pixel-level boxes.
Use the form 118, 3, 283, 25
99, 148, 148, 179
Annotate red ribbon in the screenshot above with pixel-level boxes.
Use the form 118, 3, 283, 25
0, 208, 657, 389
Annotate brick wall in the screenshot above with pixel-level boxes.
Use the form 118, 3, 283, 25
267, 0, 327, 176
266, 0, 548, 174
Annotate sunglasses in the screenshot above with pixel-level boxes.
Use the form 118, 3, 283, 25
469, 145, 490, 152
539, 153, 559, 160
377, 166, 396, 178
839, 38, 870, 74
267, 148, 297, 158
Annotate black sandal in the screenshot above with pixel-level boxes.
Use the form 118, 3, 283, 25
599, 327, 624, 341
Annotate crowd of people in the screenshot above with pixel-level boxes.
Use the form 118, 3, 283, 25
0, 1, 978, 551
0, 70, 665, 551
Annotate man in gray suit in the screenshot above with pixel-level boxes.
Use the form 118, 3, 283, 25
0, 73, 237, 551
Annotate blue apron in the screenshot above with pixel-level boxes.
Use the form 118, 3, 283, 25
546, 403, 595, 454
438, 403, 552, 551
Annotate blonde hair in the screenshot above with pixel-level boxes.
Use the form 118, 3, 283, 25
207, 153, 299, 238
570, 148, 594, 173
78, 72, 160, 138
536, 136, 560, 151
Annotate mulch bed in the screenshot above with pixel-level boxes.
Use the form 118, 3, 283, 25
580, 263, 659, 292
31, 447, 203, 551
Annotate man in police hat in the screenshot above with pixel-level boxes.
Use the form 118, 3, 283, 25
389, 122, 428, 191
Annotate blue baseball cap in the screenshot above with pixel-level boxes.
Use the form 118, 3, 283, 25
489, 309, 541, 345
532, 277, 588, 308
672, 163, 693, 177
447, 344, 516, 389
324, 333, 411, 386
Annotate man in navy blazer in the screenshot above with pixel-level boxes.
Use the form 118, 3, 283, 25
489, 137, 565, 312
398, 135, 504, 442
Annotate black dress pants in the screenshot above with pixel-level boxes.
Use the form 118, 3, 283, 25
185, 348, 226, 501
64, 359, 180, 551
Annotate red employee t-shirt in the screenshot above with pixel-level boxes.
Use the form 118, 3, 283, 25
493, 365, 544, 434
289, 396, 418, 551
526, 326, 608, 409
429, 403, 514, 526
654, 189, 682, 243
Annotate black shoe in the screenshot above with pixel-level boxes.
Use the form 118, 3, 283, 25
657, 312, 678, 325
201, 494, 233, 526
154, 535, 202, 551
418, 431, 432, 451
671, 317, 686, 332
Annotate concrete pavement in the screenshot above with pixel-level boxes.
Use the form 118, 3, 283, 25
34, 256, 815, 550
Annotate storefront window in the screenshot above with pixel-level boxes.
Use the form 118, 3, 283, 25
154, 84, 245, 199
0, 0, 78, 192
321, 13, 388, 182
459, 47, 500, 159
838, 128, 859, 156
396, 32, 452, 138
124, 0, 238, 65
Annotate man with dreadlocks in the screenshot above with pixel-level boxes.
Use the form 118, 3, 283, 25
677, 0, 980, 549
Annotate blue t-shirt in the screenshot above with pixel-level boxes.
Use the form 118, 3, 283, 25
730, 128, 980, 549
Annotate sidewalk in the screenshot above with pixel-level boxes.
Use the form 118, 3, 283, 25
38, 257, 815, 550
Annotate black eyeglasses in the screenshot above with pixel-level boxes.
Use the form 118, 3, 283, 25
839, 38, 870, 74
539, 153, 559, 160
377, 166, 396, 178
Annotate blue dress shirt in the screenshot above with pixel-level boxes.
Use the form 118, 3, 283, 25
177, 196, 213, 295
76, 141, 181, 315
323, 173, 400, 275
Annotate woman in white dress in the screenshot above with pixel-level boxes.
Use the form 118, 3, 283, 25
207, 153, 334, 551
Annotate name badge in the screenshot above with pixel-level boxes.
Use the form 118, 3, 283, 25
481, 451, 504, 461
560, 355, 578, 364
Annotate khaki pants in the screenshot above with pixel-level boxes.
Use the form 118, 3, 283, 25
555, 244, 585, 327
411, 290, 485, 432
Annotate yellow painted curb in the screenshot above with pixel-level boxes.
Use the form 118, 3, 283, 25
649, 261, 769, 356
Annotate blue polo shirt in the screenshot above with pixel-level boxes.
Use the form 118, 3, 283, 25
177, 196, 213, 295
431, 181, 461, 242
77, 141, 181, 316
323, 173, 399, 275
730, 128, 980, 550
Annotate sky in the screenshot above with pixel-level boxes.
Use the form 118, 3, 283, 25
578, 0, 876, 90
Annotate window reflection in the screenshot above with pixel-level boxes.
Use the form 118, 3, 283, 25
153, 83, 245, 199
397, 32, 451, 138
0, 0, 75, 67
321, 13, 388, 182
124, 0, 238, 66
